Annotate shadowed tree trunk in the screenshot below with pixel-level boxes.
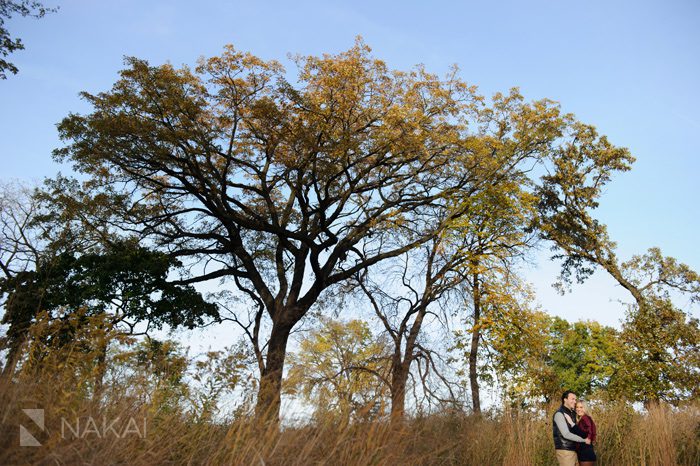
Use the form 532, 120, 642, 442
255, 319, 293, 421
469, 269, 482, 415
389, 358, 410, 421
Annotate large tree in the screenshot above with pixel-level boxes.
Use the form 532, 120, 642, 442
50, 41, 629, 421
49, 43, 475, 421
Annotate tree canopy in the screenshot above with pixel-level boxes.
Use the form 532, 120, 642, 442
42, 39, 649, 421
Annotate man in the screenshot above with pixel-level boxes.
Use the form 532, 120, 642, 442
553, 390, 590, 466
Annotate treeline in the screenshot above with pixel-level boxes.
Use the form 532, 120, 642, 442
1, 40, 698, 436
0, 322, 698, 465
1, 307, 699, 465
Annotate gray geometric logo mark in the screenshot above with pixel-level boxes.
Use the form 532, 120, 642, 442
20, 409, 44, 447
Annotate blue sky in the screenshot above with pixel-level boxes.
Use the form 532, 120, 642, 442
1, 0, 699, 330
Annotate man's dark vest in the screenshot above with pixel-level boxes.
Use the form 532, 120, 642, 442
552, 405, 577, 450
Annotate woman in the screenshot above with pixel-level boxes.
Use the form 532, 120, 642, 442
565, 401, 597, 465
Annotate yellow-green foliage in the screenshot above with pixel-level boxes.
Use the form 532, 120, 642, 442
285, 317, 391, 422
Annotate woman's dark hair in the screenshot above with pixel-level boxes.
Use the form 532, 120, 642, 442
561, 390, 575, 403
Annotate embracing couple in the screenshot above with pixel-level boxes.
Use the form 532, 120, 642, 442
553, 390, 597, 466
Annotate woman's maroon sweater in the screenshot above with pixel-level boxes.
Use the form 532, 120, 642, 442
578, 414, 597, 443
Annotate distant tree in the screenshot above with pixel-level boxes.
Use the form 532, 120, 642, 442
477, 310, 622, 406
607, 249, 700, 406
357, 236, 469, 422
0, 239, 219, 387
536, 144, 700, 405
543, 317, 622, 400
0, 181, 40, 278
112, 338, 204, 416
0, 180, 67, 378
1, 180, 218, 388
0, 0, 57, 79
18, 309, 130, 400
285, 317, 391, 422
188, 341, 257, 421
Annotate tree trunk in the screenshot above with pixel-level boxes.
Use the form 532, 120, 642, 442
469, 333, 481, 415
0, 336, 25, 383
389, 360, 409, 423
254, 320, 292, 423
469, 271, 482, 415
0, 346, 19, 384
92, 340, 108, 403
390, 304, 430, 423
601, 259, 646, 307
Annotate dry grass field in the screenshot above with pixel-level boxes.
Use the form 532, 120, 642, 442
1, 368, 697, 466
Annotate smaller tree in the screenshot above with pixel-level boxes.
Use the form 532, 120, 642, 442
0, 180, 70, 378
112, 337, 190, 415
107, 337, 257, 420
453, 276, 551, 406
607, 248, 700, 406
18, 308, 134, 403
450, 178, 537, 415
189, 341, 258, 421
461, 299, 623, 407
0, 239, 219, 388
285, 317, 391, 423
544, 317, 622, 399
357, 237, 471, 421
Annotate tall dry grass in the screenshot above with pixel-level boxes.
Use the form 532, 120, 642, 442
2, 373, 698, 466
0, 317, 697, 465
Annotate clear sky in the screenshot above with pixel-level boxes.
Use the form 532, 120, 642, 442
1, 0, 699, 332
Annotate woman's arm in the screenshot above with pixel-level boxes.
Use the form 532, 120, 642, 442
584, 415, 597, 443
577, 415, 597, 442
